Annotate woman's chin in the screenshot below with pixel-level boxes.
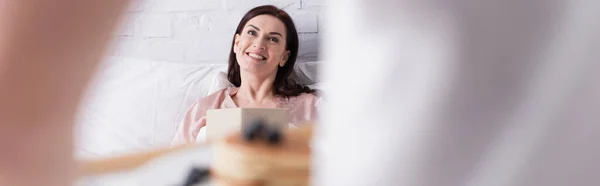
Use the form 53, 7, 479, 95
239, 59, 267, 68
239, 64, 262, 72
238, 58, 278, 74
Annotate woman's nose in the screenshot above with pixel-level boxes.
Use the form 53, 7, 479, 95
252, 38, 266, 49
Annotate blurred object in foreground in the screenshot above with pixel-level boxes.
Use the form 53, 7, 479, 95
212, 125, 312, 186
316, 0, 600, 186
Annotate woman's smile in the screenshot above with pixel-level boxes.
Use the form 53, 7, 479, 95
245, 51, 267, 62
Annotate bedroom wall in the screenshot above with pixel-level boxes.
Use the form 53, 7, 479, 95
108, 0, 326, 63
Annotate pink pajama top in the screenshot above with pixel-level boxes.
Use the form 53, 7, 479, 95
172, 87, 320, 144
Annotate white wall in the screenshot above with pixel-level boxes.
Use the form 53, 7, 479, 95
109, 0, 326, 63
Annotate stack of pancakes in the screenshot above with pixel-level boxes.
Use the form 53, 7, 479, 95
211, 126, 313, 186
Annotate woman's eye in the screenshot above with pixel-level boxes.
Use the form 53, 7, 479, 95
268, 37, 279, 43
247, 30, 256, 36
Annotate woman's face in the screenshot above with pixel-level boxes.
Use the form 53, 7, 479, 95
234, 15, 289, 77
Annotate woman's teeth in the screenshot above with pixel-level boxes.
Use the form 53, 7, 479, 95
248, 53, 265, 60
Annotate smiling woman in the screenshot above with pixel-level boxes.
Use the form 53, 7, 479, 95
228, 5, 314, 97
171, 5, 320, 144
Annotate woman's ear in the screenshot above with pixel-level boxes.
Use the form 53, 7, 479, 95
280, 50, 290, 67
233, 34, 241, 53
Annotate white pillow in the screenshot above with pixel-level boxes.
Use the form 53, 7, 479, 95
76, 58, 321, 159
206, 72, 234, 96
292, 61, 320, 85
75, 58, 227, 159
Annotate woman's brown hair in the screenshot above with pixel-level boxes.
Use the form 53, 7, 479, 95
227, 5, 315, 97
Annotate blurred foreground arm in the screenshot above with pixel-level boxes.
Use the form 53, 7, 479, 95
0, 0, 129, 185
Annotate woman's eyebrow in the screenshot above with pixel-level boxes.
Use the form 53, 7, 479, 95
247, 24, 283, 37
269, 32, 283, 37
247, 25, 260, 31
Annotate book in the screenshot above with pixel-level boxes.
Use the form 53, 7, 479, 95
206, 108, 289, 142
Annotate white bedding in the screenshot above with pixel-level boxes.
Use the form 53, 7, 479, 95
75, 57, 320, 159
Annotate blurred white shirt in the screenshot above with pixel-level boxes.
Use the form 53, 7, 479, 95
316, 1, 600, 186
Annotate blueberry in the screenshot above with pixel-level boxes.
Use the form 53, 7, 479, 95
182, 167, 210, 186
243, 119, 266, 141
266, 127, 282, 145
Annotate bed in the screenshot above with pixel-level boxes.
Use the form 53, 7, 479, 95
75, 57, 321, 160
